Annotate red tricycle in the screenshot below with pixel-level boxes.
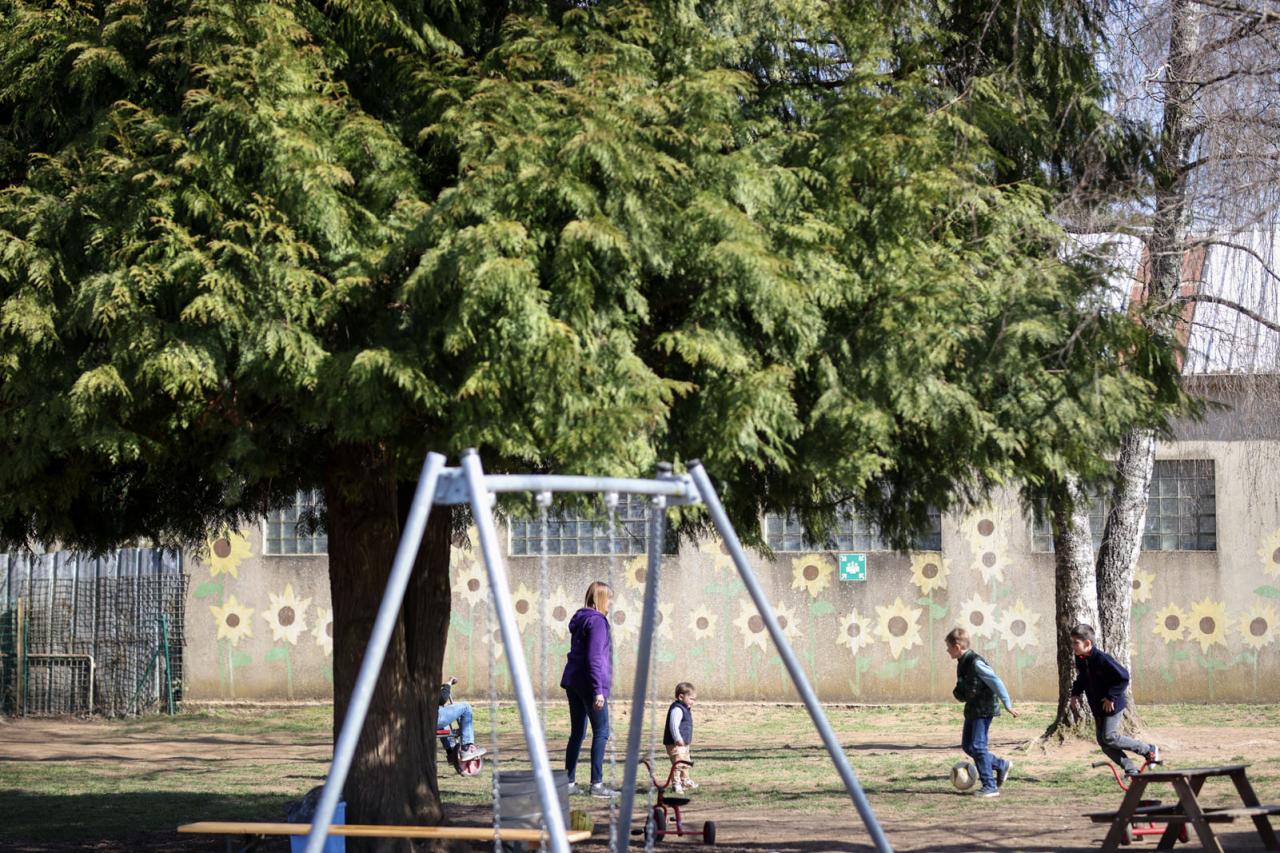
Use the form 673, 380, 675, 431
1092, 759, 1188, 846
633, 757, 716, 845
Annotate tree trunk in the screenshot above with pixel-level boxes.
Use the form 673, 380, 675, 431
1045, 477, 1098, 740
1094, 0, 1200, 695
325, 443, 453, 850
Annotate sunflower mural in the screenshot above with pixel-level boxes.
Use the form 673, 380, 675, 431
545, 586, 575, 639
689, 605, 718, 641
733, 599, 770, 652
994, 599, 1041, 690
511, 582, 538, 633
694, 536, 746, 698
1152, 602, 1191, 685
790, 555, 836, 677
210, 594, 254, 696
208, 531, 252, 579
874, 598, 923, 687
261, 583, 311, 698
624, 555, 649, 593
1237, 602, 1277, 697
455, 560, 488, 608
837, 609, 876, 694
655, 600, 675, 642
957, 593, 998, 639
964, 512, 1011, 588
609, 594, 640, 644
314, 607, 334, 657
1188, 598, 1228, 654
908, 552, 949, 691
451, 555, 489, 684
696, 536, 737, 575
1258, 528, 1280, 579
1131, 569, 1156, 604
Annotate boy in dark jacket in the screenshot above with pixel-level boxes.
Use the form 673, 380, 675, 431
663, 682, 698, 794
1069, 624, 1160, 776
947, 628, 1019, 798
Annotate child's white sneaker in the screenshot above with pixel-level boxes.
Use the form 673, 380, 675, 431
672, 782, 684, 795
683, 780, 699, 790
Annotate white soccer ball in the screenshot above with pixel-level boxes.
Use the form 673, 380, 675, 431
951, 760, 978, 791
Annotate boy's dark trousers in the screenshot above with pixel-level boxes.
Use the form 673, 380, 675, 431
1094, 711, 1155, 775
962, 715, 1009, 790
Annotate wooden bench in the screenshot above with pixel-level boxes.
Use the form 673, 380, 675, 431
1085, 763, 1280, 851
178, 821, 594, 852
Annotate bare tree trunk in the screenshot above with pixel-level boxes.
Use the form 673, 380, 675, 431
1093, 0, 1200, 698
325, 443, 453, 850
1044, 477, 1099, 741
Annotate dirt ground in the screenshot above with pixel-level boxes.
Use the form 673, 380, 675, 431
3, 706, 1279, 852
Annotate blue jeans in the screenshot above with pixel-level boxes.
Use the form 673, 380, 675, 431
961, 715, 1007, 791
438, 702, 476, 746
565, 688, 609, 785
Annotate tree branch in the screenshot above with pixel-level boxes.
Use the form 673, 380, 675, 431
1178, 292, 1280, 333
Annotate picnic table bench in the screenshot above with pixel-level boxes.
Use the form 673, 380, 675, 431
178, 821, 594, 852
1085, 763, 1279, 851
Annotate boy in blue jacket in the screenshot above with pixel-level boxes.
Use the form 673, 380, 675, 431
1069, 623, 1160, 776
947, 627, 1019, 798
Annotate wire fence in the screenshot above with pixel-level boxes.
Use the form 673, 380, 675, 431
0, 550, 186, 717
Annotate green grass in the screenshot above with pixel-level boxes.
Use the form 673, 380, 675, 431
3, 701, 1278, 843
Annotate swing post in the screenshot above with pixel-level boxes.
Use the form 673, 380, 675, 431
687, 461, 893, 853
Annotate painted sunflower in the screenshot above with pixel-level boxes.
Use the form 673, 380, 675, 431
1238, 603, 1278, 650
733, 599, 769, 651
996, 599, 1041, 651
1187, 598, 1228, 654
261, 583, 311, 645
836, 609, 875, 655
609, 594, 640, 643
313, 607, 334, 657
510, 582, 538, 633
689, 605, 718, 641
775, 600, 803, 643
208, 531, 251, 579
1258, 528, 1280, 579
545, 585, 575, 638
655, 600, 675, 641
1131, 569, 1156, 604
957, 593, 998, 639
909, 553, 949, 595
1153, 603, 1189, 643
696, 536, 737, 575
455, 559, 488, 608
210, 594, 255, 646
790, 555, 835, 598
874, 597, 923, 660
624, 555, 649, 592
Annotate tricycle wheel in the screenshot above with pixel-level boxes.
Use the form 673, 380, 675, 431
1178, 827, 1188, 843
702, 821, 716, 845
645, 806, 667, 842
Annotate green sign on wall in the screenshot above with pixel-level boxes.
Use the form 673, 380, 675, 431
838, 553, 867, 581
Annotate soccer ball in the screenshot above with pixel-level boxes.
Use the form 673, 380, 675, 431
951, 760, 978, 791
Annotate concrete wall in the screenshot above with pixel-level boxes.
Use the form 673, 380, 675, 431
182, 439, 1280, 704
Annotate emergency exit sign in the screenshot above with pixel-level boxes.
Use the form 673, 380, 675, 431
839, 553, 867, 581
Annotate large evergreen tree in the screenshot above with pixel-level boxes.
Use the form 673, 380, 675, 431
2, 0, 1184, 835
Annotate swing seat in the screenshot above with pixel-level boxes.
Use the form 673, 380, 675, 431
663, 796, 691, 808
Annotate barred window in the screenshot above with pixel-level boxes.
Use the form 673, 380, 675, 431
764, 509, 942, 552
264, 489, 328, 556
1028, 459, 1216, 553
509, 495, 676, 556
1144, 460, 1215, 551
1030, 498, 1108, 553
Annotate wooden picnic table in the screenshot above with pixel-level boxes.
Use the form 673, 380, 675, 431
1086, 763, 1280, 852
178, 821, 594, 852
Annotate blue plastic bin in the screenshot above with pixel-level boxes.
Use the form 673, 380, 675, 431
290, 801, 346, 853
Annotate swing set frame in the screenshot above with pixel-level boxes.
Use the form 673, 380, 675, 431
301, 449, 893, 853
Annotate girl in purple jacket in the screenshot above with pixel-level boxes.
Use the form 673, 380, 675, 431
560, 580, 616, 797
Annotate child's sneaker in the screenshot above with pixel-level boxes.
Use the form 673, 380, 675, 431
672, 782, 685, 795
1146, 745, 1161, 765
683, 780, 699, 790
566, 782, 582, 796
996, 760, 1012, 788
590, 782, 620, 799
973, 787, 999, 798
458, 744, 487, 761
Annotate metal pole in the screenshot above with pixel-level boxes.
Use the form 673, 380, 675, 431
461, 450, 570, 853
303, 452, 447, 853
687, 462, 894, 853
613, 471, 670, 853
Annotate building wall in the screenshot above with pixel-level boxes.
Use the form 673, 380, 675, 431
182, 439, 1280, 704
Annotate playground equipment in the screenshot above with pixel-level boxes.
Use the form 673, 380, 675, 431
633, 757, 716, 845
1092, 759, 1188, 845
300, 451, 894, 853
437, 678, 484, 777
951, 761, 978, 792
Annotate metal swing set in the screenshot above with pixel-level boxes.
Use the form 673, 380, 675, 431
301, 450, 893, 853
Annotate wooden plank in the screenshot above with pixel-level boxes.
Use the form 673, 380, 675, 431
1138, 764, 1249, 781
177, 822, 593, 843
1228, 768, 1280, 850
1166, 776, 1224, 853
1101, 776, 1152, 852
